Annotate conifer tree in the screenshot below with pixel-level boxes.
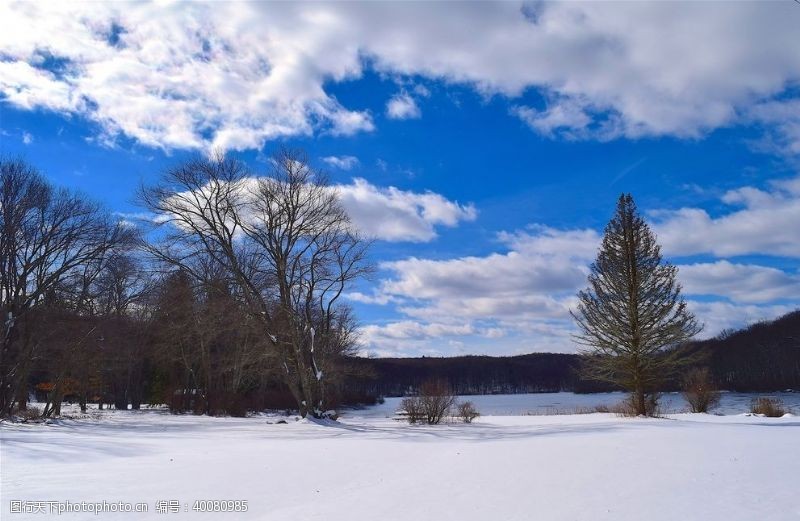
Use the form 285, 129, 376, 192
572, 194, 702, 415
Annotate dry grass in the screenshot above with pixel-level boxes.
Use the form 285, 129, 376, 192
611, 394, 664, 418
523, 404, 613, 416
9, 405, 43, 422
455, 401, 480, 423
750, 397, 788, 417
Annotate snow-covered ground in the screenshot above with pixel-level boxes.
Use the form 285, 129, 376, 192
2, 405, 799, 521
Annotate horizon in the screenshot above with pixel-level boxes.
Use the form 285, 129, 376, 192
2, 1, 799, 357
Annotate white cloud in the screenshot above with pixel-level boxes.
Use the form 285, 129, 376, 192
362, 321, 475, 341
386, 93, 421, 120
747, 99, 800, 156
0, 2, 375, 152
357, 187, 800, 354
337, 178, 476, 242
346, 291, 397, 306
513, 98, 597, 139
375, 226, 595, 322
163, 174, 475, 244
687, 301, 797, 341
653, 176, 800, 258
679, 261, 800, 304
354, 226, 597, 354
359, 320, 521, 357
21, 131, 33, 145
2, 2, 799, 151
322, 155, 359, 170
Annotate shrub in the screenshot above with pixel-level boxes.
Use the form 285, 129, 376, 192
402, 380, 455, 425
612, 393, 662, 417
12, 405, 42, 422
682, 367, 721, 413
456, 401, 480, 423
401, 396, 423, 424
750, 397, 787, 417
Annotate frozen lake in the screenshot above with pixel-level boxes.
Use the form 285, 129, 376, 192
345, 391, 800, 418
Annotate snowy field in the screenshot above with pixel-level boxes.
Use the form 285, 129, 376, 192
2, 399, 799, 521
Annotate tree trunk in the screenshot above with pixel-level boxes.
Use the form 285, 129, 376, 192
113, 386, 128, 410
632, 385, 646, 416
15, 386, 27, 411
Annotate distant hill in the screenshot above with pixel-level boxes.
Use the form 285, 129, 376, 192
346, 353, 582, 397
348, 309, 800, 397
685, 309, 800, 392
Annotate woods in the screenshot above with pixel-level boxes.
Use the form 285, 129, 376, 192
1, 151, 371, 419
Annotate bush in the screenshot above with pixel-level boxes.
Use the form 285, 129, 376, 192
401, 380, 455, 425
11, 405, 42, 422
456, 401, 480, 423
750, 397, 787, 417
612, 393, 662, 417
401, 396, 423, 424
682, 367, 721, 413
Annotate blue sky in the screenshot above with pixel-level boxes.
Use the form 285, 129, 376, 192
1, 1, 799, 356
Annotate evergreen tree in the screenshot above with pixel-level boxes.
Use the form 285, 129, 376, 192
572, 194, 702, 415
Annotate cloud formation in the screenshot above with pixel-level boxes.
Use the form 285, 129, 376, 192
2, 2, 799, 151
337, 178, 477, 242
359, 176, 800, 355
386, 93, 421, 120
679, 261, 800, 304
653, 177, 800, 258
322, 155, 359, 170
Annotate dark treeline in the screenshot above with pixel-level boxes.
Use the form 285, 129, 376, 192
682, 309, 800, 392
347, 310, 800, 397
346, 353, 582, 397
2, 152, 371, 419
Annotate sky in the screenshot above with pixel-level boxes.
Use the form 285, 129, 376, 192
1, 1, 799, 357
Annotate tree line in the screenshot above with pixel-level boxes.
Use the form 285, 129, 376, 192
347, 310, 800, 400
1, 150, 371, 419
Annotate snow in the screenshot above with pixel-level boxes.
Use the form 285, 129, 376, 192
2, 405, 799, 521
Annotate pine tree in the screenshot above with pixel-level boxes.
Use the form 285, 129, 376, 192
572, 194, 702, 416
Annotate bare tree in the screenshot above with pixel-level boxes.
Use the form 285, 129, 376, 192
401, 380, 455, 425
456, 400, 480, 423
140, 149, 370, 418
93, 253, 154, 411
0, 158, 132, 416
149, 265, 269, 416
571, 194, 702, 416
682, 367, 721, 413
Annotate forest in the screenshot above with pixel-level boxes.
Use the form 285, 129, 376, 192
2, 153, 799, 420
1, 152, 369, 418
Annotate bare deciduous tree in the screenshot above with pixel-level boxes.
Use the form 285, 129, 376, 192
571, 194, 702, 416
0, 158, 132, 416
682, 367, 721, 413
401, 380, 455, 424
456, 400, 480, 423
140, 149, 370, 418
